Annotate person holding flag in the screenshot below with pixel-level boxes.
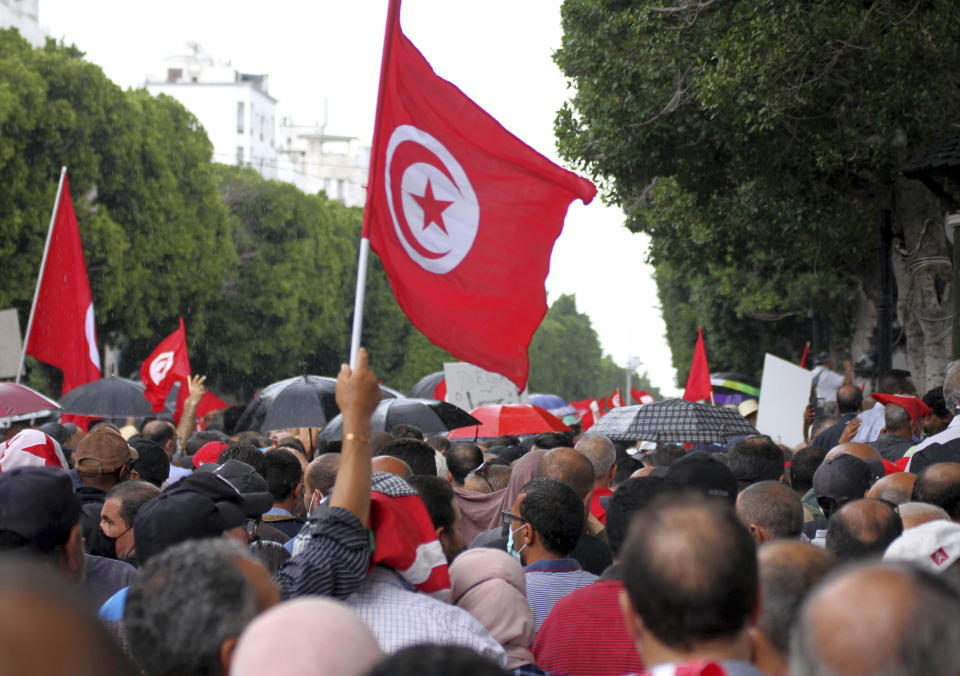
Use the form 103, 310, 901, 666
350, 0, 596, 389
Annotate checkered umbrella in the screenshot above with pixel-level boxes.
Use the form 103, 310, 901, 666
588, 398, 758, 444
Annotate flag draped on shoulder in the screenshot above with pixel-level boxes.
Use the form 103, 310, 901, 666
24, 171, 101, 395
362, 0, 596, 391
140, 317, 191, 413
683, 327, 713, 403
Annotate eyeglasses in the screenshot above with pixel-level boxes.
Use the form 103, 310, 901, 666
501, 510, 527, 526
475, 461, 494, 492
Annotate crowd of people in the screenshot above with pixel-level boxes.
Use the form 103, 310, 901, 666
4, 349, 960, 675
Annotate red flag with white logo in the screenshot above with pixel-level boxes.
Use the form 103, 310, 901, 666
683, 327, 713, 403
25, 171, 101, 395
140, 317, 191, 413
632, 387, 655, 405
363, 1, 596, 390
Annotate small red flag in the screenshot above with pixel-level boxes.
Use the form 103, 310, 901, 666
683, 327, 713, 402
608, 389, 623, 409
364, 1, 596, 391
26, 172, 101, 395
632, 387, 655, 405
140, 317, 191, 413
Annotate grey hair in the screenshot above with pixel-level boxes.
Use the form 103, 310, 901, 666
942, 360, 960, 412
790, 562, 960, 676
125, 538, 260, 676
883, 403, 911, 433
575, 434, 617, 477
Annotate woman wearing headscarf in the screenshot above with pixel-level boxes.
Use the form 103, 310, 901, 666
449, 548, 546, 675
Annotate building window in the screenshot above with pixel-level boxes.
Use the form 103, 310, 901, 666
167, 68, 182, 83
236, 146, 244, 165
237, 102, 245, 133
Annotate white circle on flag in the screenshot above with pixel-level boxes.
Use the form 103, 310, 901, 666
149, 351, 175, 386
384, 125, 479, 274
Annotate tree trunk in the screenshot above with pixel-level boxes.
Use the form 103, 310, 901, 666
891, 175, 952, 394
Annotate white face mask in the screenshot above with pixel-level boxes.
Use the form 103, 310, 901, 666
506, 523, 526, 563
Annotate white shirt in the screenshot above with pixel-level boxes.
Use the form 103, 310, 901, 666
812, 365, 845, 403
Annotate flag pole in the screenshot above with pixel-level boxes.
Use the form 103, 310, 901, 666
349, 0, 402, 369
16, 166, 67, 384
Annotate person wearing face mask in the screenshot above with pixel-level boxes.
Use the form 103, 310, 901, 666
504, 478, 597, 632
100, 480, 160, 567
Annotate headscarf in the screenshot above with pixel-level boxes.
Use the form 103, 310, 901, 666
453, 448, 547, 545
449, 548, 536, 669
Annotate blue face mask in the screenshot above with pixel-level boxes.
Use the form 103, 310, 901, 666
506, 523, 526, 563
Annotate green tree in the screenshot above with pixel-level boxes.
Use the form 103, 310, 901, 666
554, 1, 960, 388
528, 293, 660, 400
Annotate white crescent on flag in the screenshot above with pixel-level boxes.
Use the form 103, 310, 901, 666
149, 351, 176, 386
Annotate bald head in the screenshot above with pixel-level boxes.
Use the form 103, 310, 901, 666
574, 435, 616, 484
537, 447, 595, 500
898, 501, 950, 529
825, 442, 881, 465
912, 462, 960, 520
371, 455, 412, 478
791, 563, 960, 676
736, 481, 803, 543
757, 541, 835, 657
866, 472, 915, 505
232, 598, 382, 676
825, 499, 902, 561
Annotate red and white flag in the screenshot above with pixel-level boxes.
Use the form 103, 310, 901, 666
25, 172, 101, 395
140, 317, 191, 413
608, 389, 623, 409
632, 387, 655, 405
0, 429, 68, 472
683, 327, 713, 402
363, 1, 596, 391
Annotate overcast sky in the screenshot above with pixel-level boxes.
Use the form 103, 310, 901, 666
39, 0, 681, 396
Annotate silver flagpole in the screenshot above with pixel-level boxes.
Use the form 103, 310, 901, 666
16, 166, 67, 384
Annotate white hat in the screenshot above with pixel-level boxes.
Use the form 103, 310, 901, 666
738, 399, 759, 418
884, 519, 960, 573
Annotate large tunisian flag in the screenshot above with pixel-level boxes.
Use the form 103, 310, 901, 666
364, 1, 596, 390
26, 172, 101, 395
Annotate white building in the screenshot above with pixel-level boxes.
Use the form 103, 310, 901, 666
0, 0, 46, 47
276, 119, 369, 207
145, 44, 277, 179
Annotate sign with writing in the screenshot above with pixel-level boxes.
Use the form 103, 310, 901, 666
442, 362, 527, 410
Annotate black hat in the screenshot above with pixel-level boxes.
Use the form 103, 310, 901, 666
664, 451, 737, 503
0, 467, 82, 553
197, 460, 273, 517
812, 455, 871, 503
133, 486, 239, 565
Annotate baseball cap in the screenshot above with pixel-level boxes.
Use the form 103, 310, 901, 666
737, 399, 759, 418
0, 467, 82, 553
664, 451, 737, 503
813, 455, 871, 502
192, 440, 228, 468
73, 426, 138, 474
197, 459, 273, 517
884, 519, 960, 573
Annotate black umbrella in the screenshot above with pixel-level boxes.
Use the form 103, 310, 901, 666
407, 371, 444, 398
235, 375, 399, 434
588, 398, 758, 444
319, 398, 480, 441
58, 377, 157, 417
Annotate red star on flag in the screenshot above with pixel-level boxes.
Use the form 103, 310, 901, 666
932, 547, 950, 566
412, 180, 452, 234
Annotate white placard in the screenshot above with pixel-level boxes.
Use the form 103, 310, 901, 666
442, 362, 528, 410
755, 353, 813, 448
0, 309, 22, 379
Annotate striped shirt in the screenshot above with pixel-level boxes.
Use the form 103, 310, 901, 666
524, 557, 597, 631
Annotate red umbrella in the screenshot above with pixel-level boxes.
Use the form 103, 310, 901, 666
448, 404, 570, 439
0, 383, 59, 420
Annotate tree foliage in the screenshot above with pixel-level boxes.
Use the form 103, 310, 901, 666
528, 294, 661, 400
554, 0, 960, 383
